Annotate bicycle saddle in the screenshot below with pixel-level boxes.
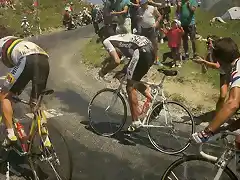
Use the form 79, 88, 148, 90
157, 69, 178, 76
40, 89, 54, 96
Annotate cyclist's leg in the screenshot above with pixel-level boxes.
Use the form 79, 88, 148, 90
126, 48, 154, 131
1, 57, 30, 144
30, 54, 49, 104
30, 54, 49, 136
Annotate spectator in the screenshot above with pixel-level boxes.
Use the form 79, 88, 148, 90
193, 36, 229, 113
163, 0, 171, 23
161, 19, 184, 67
175, 0, 181, 20
129, 0, 140, 33
178, 0, 197, 59
91, 4, 100, 35
111, 0, 131, 34
137, 0, 162, 64
101, 0, 117, 38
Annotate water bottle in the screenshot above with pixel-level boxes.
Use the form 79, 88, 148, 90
15, 119, 27, 152
139, 98, 151, 119
15, 120, 26, 140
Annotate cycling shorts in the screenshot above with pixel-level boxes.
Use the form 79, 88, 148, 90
127, 45, 154, 81
3, 54, 49, 99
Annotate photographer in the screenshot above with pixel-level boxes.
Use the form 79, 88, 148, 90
193, 36, 229, 113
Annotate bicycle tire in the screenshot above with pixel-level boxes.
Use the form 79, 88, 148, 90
88, 88, 127, 136
161, 155, 238, 180
147, 101, 195, 155
29, 121, 72, 180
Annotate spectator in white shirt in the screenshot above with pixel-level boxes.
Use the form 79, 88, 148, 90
137, 0, 162, 64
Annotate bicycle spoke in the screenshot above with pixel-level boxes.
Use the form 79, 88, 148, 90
89, 88, 127, 136
147, 101, 194, 154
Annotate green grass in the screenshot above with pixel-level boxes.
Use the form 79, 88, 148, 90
0, 0, 89, 35
82, 36, 108, 67
81, 7, 240, 89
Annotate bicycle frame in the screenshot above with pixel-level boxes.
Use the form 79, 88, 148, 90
11, 109, 47, 156
111, 74, 172, 128
199, 131, 238, 180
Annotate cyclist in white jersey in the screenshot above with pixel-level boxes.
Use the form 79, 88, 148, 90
99, 33, 155, 131
192, 38, 240, 158
0, 36, 49, 147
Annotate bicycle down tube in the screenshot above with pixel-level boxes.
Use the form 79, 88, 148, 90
199, 131, 239, 180
113, 73, 170, 128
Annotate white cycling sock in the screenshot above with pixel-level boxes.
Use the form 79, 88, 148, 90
7, 128, 15, 138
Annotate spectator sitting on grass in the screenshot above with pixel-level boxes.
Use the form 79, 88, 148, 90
160, 19, 184, 68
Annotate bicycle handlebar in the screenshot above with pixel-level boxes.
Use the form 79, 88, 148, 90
12, 96, 31, 105
199, 144, 218, 161
199, 131, 239, 161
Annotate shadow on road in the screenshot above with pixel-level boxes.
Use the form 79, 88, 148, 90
58, 124, 176, 180
54, 89, 198, 154
42, 87, 232, 179
193, 110, 215, 125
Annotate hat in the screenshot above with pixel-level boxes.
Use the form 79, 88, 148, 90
140, 0, 148, 5
173, 19, 181, 27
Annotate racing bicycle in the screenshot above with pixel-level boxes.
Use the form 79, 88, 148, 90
0, 89, 72, 180
161, 130, 240, 180
88, 69, 195, 155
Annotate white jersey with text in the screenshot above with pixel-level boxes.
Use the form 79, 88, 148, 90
0, 36, 48, 67
103, 34, 152, 57
231, 58, 240, 88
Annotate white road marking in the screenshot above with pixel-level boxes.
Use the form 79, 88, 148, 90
0, 76, 6, 80
25, 109, 63, 119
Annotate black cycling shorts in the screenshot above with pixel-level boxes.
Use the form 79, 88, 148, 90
127, 46, 154, 82
3, 54, 49, 99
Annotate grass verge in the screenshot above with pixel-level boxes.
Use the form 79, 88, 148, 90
0, 0, 89, 36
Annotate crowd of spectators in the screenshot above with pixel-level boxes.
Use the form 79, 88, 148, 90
91, 0, 199, 66
0, 0, 15, 9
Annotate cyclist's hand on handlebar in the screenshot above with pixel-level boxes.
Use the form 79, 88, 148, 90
192, 130, 212, 144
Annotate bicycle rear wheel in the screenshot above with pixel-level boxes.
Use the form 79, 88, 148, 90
147, 101, 195, 154
88, 88, 127, 136
161, 155, 237, 180
29, 121, 72, 180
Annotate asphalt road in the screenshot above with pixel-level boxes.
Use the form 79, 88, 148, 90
0, 25, 238, 179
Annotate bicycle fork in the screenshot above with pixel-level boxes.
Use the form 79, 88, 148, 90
214, 149, 235, 180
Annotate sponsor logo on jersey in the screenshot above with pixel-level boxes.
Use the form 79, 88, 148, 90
118, 42, 132, 49
5, 73, 14, 84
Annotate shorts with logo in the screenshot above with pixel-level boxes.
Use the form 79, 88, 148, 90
3, 54, 49, 99
127, 45, 154, 81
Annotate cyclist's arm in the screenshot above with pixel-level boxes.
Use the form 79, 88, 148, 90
207, 70, 240, 133
207, 87, 240, 133
103, 39, 121, 64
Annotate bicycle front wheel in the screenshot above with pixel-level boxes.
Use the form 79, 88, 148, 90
161, 155, 237, 180
29, 121, 72, 180
88, 88, 127, 136
147, 101, 195, 154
